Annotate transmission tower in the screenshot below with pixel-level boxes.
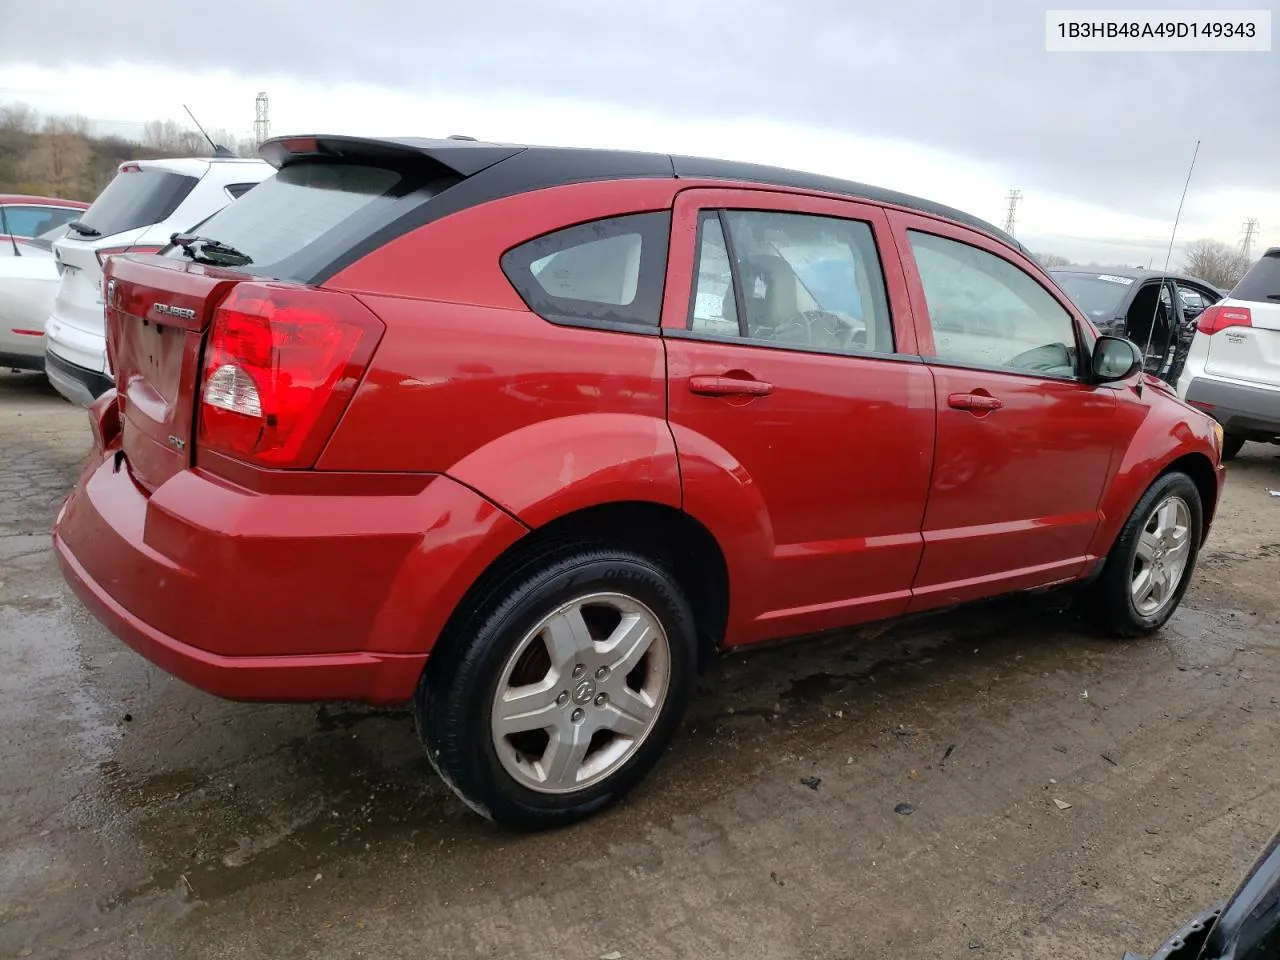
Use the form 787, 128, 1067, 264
1240, 217, 1259, 261
254, 92, 270, 147
1003, 189, 1022, 235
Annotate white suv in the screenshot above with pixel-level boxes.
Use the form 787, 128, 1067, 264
44, 156, 271, 405
1177, 246, 1280, 460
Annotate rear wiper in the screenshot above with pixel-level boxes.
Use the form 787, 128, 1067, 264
67, 220, 101, 237
171, 234, 253, 266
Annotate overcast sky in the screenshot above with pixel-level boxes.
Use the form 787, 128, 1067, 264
2, 0, 1275, 265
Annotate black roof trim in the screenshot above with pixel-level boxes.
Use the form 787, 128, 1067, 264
669, 155, 1026, 255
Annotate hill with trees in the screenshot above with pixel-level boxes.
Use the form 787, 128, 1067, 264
0, 101, 254, 202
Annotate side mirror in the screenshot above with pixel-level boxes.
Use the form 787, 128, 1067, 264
1091, 335, 1142, 383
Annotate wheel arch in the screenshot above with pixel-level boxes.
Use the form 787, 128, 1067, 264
1089, 445, 1221, 561
426, 500, 731, 679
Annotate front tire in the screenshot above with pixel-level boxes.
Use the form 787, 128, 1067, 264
1091, 471, 1202, 637
417, 547, 698, 830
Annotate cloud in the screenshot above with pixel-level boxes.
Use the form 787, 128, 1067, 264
2, 0, 1274, 223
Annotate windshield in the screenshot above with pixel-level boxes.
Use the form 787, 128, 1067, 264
1052, 272, 1134, 321
77, 168, 199, 238
172, 162, 403, 277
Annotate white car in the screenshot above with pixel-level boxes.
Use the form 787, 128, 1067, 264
0, 225, 69, 371
1177, 246, 1280, 460
44, 156, 271, 405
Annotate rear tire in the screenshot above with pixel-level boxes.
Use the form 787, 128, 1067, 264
1221, 433, 1246, 461
416, 546, 697, 830
1090, 471, 1202, 638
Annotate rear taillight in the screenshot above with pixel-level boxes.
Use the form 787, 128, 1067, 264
96, 244, 163, 268
1197, 304, 1252, 335
198, 284, 384, 468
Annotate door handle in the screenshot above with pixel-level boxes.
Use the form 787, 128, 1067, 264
689, 375, 774, 397
948, 392, 1003, 411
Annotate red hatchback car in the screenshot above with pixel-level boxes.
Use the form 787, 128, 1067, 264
54, 136, 1225, 828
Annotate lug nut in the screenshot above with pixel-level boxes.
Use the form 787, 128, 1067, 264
556, 691, 569, 706
595, 666, 609, 680
572, 664, 585, 679
594, 693, 608, 706
571, 708, 585, 723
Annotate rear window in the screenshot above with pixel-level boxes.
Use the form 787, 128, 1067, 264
172, 163, 406, 277
78, 168, 199, 238
1230, 248, 1280, 304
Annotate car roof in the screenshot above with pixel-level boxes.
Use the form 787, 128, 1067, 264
261, 135, 1030, 258
1049, 265, 1219, 288
132, 157, 269, 177
0, 193, 88, 208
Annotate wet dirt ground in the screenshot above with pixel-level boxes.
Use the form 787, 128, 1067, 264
2, 369, 1279, 960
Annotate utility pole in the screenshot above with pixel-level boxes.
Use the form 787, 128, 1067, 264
1003, 189, 1022, 235
254, 92, 270, 147
1240, 217, 1259, 261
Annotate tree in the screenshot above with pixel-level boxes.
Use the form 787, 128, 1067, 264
0, 102, 38, 133
1035, 252, 1072, 268
143, 119, 205, 155
20, 116, 92, 198
1182, 238, 1249, 289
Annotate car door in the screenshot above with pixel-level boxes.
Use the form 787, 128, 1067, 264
887, 210, 1122, 611
1170, 281, 1220, 380
661, 188, 935, 644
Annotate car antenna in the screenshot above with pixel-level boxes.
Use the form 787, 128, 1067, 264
0, 205, 20, 257
183, 104, 236, 158
1141, 139, 1201, 393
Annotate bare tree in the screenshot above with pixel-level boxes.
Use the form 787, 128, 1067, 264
143, 119, 205, 155
20, 116, 92, 198
1182, 238, 1249, 289
0, 101, 39, 133
1036, 252, 1072, 268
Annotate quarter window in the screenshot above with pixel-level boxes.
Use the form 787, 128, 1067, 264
689, 209, 895, 355
909, 231, 1079, 378
501, 212, 670, 329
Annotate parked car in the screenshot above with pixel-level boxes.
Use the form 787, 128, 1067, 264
0, 222, 70, 371
1050, 267, 1223, 385
1125, 828, 1280, 959
43, 156, 271, 405
53, 136, 1226, 829
0, 194, 87, 256
1177, 248, 1280, 460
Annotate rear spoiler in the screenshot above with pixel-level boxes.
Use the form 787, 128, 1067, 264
257, 135, 525, 177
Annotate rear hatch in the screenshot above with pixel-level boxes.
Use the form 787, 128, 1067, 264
50, 164, 201, 359
104, 256, 240, 491
100, 142, 489, 491
1204, 249, 1280, 386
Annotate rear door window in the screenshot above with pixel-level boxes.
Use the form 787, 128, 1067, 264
77, 169, 199, 238
1231, 249, 1280, 304
501, 212, 671, 330
688, 209, 895, 355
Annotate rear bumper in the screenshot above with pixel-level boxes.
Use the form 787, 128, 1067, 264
53, 437, 528, 704
1183, 376, 1280, 437
45, 350, 112, 406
